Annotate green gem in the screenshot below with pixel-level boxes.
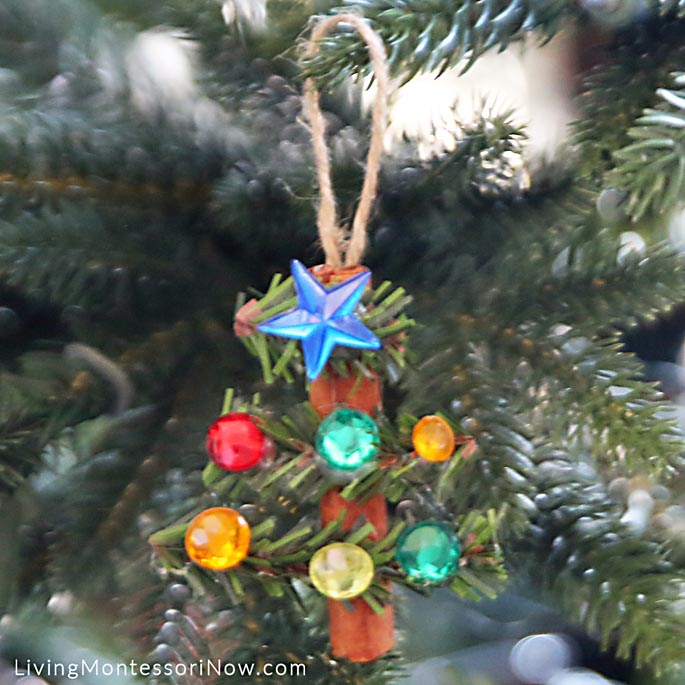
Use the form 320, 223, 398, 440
396, 521, 461, 582
315, 408, 380, 471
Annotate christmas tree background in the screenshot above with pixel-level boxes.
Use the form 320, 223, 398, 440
1, 1, 685, 684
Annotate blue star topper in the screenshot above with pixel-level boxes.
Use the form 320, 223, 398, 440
257, 260, 381, 380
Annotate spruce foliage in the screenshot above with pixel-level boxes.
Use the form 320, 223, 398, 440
1, 1, 685, 683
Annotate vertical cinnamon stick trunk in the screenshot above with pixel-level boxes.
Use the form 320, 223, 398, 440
312, 363, 394, 662
319, 488, 394, 661
309, 365, 382, 419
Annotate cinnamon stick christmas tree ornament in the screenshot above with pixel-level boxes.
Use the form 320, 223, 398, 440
150, 13, 502, 671
254, 14, 396, 661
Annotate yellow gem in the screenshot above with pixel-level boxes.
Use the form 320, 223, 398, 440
412, 415, 455, 462
309, 542, 374, 600
184, 507, 251, 571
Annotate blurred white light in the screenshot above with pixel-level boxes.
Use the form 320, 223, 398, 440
126, 30, 198, 114
561, 336, 591, 356
17, 678, 49, 685
546, 668, 612, 685
552, 247, 570, 276
222, 0, 268, 31
596, 188, 626, 224
607, 385, 632, 397
510, 633, 574, 684
47, 591, 75, 616
364, 34, 575, 160
668, 206, 685, 251
103, 29, 232, 142
617, 231, 646, 264
620, 489, 654, 533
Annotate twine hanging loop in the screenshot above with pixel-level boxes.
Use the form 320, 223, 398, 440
302, 14, 389, 267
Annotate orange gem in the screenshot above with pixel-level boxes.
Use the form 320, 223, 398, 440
184, 507, 250, 571
412, 415, 455, 462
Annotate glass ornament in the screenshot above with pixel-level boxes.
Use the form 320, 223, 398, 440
309, 542, 375, 599
412, 415, 455, 462
315, 407, 380, 471
396, 521, 460, 582
185, 507, 251, 571
206, 413, 272, 471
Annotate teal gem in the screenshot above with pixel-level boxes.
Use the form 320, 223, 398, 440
315, 408, 380, 471
396, 521, 461, 582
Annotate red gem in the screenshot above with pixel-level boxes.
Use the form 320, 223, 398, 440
206, 413, 270, 471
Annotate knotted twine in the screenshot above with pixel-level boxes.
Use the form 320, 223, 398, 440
301, 14, 389, 268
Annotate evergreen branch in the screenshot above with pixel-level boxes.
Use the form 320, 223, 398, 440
152, 491, 504, 610
0, 171, 213, 208
304, 0, 574, 85
659, 0, 685, 17
0, 109, 234, 207
438, 340, 681, 483
504, 236, 685, 333
405, 322, 683, 515
453, 191, 685, 341
424, 223, 685, 478
407, 333, 685, 677
0, 352, 110, 493
374, 169, 590, 291
612, 72, 685, 220
531, 335, 684, 473
255, 400, 478, 508
521, 441, 685, 676
576, 61, 668, 178
0, 204, 207, 318
574, 18, 685, 178
0, 321, 211, 499
213, 111, 528, 270
123, 561, 404, 685
31, 319, 227, 592
0, 0, 96, 90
